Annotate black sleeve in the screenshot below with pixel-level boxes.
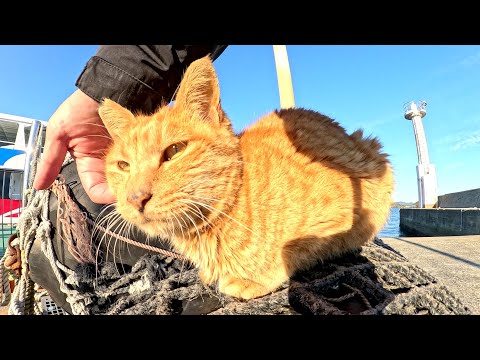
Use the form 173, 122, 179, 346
75, 45, 228, 114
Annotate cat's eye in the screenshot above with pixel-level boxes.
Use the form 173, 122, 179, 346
164, 142, 187, 162
117, 161, 130, 171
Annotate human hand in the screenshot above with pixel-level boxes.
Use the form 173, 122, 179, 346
33, 89, 115, 204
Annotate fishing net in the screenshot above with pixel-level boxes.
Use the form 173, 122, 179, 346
1, 157, 471, 315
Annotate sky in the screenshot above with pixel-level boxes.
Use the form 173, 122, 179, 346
0, 44, 479, 203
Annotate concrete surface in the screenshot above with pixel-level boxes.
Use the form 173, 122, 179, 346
438, 188, 480, 208
400, 208, 480, 236
381, 235, 480, 314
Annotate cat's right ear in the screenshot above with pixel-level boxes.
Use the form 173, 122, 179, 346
174, 56, 221, 125
98, 98, 136, 141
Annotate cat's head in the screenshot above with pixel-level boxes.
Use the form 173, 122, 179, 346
99, 56, 242, 239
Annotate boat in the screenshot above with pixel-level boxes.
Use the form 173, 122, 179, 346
0, 113, 46, 256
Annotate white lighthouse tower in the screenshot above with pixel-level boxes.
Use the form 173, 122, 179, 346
404, 100, 438, 208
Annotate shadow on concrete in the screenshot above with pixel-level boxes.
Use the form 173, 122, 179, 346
393, 237, 480, 269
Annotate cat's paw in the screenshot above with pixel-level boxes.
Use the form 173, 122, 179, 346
218, 276, 272, 300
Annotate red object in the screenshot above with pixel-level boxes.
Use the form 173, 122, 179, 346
0, 199, 22, 218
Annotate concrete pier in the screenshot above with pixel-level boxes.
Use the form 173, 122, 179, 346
400, 208, 480, 236
381, 235, 480, 314
400, 188, 480, 236
438, 188, 480, 208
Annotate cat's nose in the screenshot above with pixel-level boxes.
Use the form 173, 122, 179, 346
127, 190, 152, 213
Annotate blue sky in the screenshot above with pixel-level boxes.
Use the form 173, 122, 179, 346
0, 45, 479, 202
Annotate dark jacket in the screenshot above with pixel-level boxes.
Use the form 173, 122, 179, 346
75, 45, 228, 114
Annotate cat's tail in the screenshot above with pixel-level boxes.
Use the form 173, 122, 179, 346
339, 129, 390, 178
350, 129, 382, 152
274, 108, 391, 179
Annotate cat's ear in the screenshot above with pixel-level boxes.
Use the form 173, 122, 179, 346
174, 55, 221, 124
98, 98, 136, 140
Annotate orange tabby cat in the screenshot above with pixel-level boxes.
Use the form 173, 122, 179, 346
98, 55, 394, 300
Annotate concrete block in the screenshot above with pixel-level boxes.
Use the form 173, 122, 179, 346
438, 188, 480, 208
400, 208, 480, 236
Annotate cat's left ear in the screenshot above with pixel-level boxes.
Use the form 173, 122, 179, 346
98, 98, 136, 141
174, 55, 221, 125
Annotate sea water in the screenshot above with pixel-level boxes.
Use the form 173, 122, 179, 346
378, 207, 403, 238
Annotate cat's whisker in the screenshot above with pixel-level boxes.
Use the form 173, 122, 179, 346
168, 210, 192, 287
118, 218, 133, 274
176, 207, 192, 242
95, 215, 118, 271
182, 199, 240, 241
93, 203, 117, 223
113, 218, 127, 263
113, 217, 130, 276
169, 210, 186, 240
81, 134, 114, 141
93, 211, 120, 283
182, 202, 216, 233
125, 222, 135, 259
103, 212, 125, 264
144, 231, 152, 248
93, 207, 121, 282
180, 199, 260, 238
86, 149, 109, 156
169, 216, 179, 244
92, 204, 118, 236
178, 258, 187, 288
82, 122, 109, 129
178, 208, 202, 242
94, 212, 120, 237
175, 200, 213, 234
92, 210, 121, 244
94, 221, 118, 286
166, 214, 175, 241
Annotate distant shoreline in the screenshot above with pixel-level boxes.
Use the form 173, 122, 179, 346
392, 202, 416, 209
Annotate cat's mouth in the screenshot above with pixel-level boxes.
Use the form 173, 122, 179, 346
124, 205, 212, 234
139, 214, 168, 224
119, 210, 161, 226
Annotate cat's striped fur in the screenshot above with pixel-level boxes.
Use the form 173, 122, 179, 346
99, 56, 394, 299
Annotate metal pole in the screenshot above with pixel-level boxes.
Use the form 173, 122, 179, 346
22, 120, 43, 206
273, 45, 295, 109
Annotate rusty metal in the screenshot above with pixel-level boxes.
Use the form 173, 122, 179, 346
4, 232, 21, 277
